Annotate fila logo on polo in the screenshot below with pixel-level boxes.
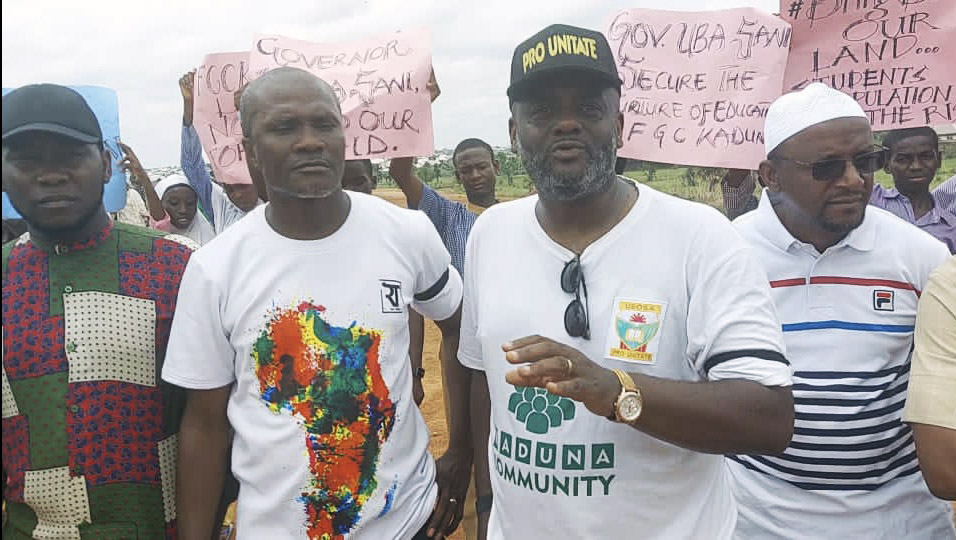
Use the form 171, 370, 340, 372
379, 280, 402, 314
873, 289, 895, 312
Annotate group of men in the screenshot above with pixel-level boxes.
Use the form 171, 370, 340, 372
2, 21, 954, 540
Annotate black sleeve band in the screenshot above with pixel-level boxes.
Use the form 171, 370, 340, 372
476, 494, 493, 515
703, 349, 789, 374
413, 268, 449, 302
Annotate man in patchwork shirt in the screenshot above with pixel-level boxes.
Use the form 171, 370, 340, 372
2, 84, 196, 539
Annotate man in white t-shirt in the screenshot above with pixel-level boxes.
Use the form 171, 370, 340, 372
460, 24, 795, 540
162, 67, 471, 540
729, 83, 955, 538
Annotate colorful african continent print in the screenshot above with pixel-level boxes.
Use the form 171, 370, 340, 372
253, 302, 395, 540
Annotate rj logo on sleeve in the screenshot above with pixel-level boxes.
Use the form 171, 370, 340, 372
379, 280, 403, 313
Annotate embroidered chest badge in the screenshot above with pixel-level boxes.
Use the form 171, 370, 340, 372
605, 298, 667, 364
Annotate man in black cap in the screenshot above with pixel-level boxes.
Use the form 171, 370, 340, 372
2, 84, 198, 537
458, 24, 795, 539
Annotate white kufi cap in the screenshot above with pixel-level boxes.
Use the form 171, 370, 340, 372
154, 173, 191, 200
764, 83, 867, 155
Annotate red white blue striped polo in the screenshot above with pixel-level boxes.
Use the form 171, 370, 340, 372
728, 193, 954, 539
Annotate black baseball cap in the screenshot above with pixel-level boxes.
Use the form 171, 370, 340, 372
507, 24, 623, 101
2, 84, 102, 144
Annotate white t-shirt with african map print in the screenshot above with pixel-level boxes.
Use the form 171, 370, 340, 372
162, 192, 462, 539
458, 184, 793, 540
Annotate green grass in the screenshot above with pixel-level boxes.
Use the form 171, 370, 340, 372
379, 155, 955, 208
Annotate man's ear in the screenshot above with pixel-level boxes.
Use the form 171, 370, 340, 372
508, 117, 517, 153
616, 111, 624, 149
101, 147, 112, 185
453, 159, 462, 183
758, 159, 781, 194
243, 137, 257, 171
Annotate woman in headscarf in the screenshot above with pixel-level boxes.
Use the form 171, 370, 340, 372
120, 142, 215, 245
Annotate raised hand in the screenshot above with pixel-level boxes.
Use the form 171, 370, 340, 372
180, 70, 196, 103
180, 70, 196, 125
427, 67, 440, 103
118, 142, 149, 186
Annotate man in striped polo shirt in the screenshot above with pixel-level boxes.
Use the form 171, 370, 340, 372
728, 82, 955, 538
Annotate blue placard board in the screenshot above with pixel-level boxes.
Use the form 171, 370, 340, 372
2, 85, 126, 218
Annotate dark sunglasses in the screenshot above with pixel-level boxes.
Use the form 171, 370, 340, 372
777, 146, 887, 182
561, 255, 590, 340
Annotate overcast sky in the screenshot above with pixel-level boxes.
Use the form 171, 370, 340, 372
2, 0, 777, 167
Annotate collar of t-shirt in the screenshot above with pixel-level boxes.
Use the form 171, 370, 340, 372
526, 180, 646, 263
754, 188, 876, 254
29, 220, 114, 255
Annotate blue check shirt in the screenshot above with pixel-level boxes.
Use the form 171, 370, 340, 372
415, 185, 477, 276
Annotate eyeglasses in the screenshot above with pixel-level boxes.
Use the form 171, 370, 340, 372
775, 146, 887, 182
561, 255, 590, 340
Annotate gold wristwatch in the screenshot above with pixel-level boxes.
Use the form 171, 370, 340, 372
609, 369, 643, 423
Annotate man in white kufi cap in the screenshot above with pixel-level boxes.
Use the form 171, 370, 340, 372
727, 82, 955, 539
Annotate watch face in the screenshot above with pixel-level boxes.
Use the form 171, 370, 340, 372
618, 393, 643, 422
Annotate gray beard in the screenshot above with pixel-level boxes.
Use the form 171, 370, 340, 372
518, 133, 618, 202
820, 210, 865, 235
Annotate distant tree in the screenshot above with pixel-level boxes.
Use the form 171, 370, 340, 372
415, 164, 431, 184
495, 150, 525, 186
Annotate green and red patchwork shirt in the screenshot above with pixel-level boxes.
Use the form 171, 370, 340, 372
2, 221, 196, 540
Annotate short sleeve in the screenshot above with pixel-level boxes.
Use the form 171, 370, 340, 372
903, 257, 956, 429
161, 257, 236, 389
409, 212, 462, 322
457, 230, 482, 371
685, 218, 792, 386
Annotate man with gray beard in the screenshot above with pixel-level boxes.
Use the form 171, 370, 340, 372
458, 24, 795, 539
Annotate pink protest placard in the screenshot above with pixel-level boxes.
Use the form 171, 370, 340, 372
248, 30, 434, 160
782, 0, 955, 130
608, 8, 791, 169
194, 52, 252, 184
